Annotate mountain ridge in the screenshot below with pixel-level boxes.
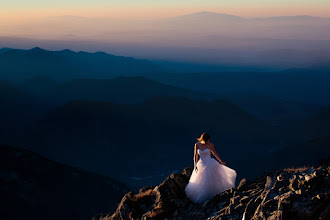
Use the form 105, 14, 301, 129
0, 47, 164, 81
46, 76, 220, 105
168, 11, 330, 22
24, 96, 273, 188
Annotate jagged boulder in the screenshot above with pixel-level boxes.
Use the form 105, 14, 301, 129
96, 167, 194, 220
96, 162, 330, 220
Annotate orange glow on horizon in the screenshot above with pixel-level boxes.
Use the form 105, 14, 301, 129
1, 5, 330, 25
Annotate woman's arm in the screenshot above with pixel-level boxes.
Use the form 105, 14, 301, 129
194, 143, 198, 165
210, 144, 226, 165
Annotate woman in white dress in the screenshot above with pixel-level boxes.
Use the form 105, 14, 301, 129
185, 133, 237, 204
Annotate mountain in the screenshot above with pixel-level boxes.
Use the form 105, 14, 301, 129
0, 80, 54, 144
148, 70, 330, 105
0, 76, 222, 148
96, 161, 330, 219
159, 12, 330, 29
45, 76, 220, 105
285, 63, 330, 74
20, 76, 58, 95
3, 76, 326, 189
24, 97, 274, 189
0, 47, 164, 81
0, 47, 11, 53
263, 106, 330, 170
260, 15, 330, 23
215, 93, 320, 125
157, 12, 330, 41
2, 11, 330, 68
0, 144, 129, 220
297, 106, 330, 138
176, 12, 330, 23
170, 11, 244, 24
275, 105, 330, 143
271, 133, 330, 170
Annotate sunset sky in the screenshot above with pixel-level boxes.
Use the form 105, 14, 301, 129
1, 0, 330, 23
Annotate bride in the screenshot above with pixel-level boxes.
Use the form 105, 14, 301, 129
185, 133, 237, 204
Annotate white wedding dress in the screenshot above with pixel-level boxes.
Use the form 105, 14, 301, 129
185, 148, 237, 204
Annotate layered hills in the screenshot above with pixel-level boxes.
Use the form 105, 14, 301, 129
0, 144, 129, 220
1, 47, 330, 194
25, 96, 272, 189
1, 72, 330, 189
0, 47, 163, 81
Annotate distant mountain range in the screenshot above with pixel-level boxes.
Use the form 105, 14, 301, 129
149, 71, 330, 105
295, 106, 330, 139
23, 96, 273, 188
1, 47, 330, 106
0, 47, 11, 53
175, 11, 330, 21
0, 144, 129, 220
0, 47, 164, 81
2, 72, 285, 187
2, 11, 330, 68
171, 11, 244, 23
0, 80, 54, 142
270, 132, 330, 170
1, 47, 330, 189
44, 76, 220, 105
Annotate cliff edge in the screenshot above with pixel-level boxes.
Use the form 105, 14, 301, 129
95, 160, 329, 220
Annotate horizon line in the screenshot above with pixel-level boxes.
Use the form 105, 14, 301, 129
41, 11, 330, 19
1, 9, 330, 23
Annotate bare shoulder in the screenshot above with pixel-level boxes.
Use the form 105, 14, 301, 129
209, 142, 215, 149
195, 142, 201, 148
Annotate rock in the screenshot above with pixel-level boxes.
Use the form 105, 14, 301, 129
95, 162, 330, 220
237, 178, 247, 190
277, 174, 284, 182
320, 205, 330, 220
0, 144, 130, 220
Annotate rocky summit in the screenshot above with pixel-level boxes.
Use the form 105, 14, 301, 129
95, 160, 330, 220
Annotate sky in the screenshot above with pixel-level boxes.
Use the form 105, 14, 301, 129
0, 0, 330, 70
1, 0, 330, 23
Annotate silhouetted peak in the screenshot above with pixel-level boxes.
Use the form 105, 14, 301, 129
94, 51, 108, 55
28, 47, 50, 55
179, 11, 243, 20
30, 47, 44, 51
0, 47, 12, 53
59, 49, 74, 54
195, 11, 218, 15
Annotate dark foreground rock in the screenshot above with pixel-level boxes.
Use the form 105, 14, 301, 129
95, 161, 330, 220
0, 144, 130, 220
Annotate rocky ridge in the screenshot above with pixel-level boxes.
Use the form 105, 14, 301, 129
96, 160, 330, 220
